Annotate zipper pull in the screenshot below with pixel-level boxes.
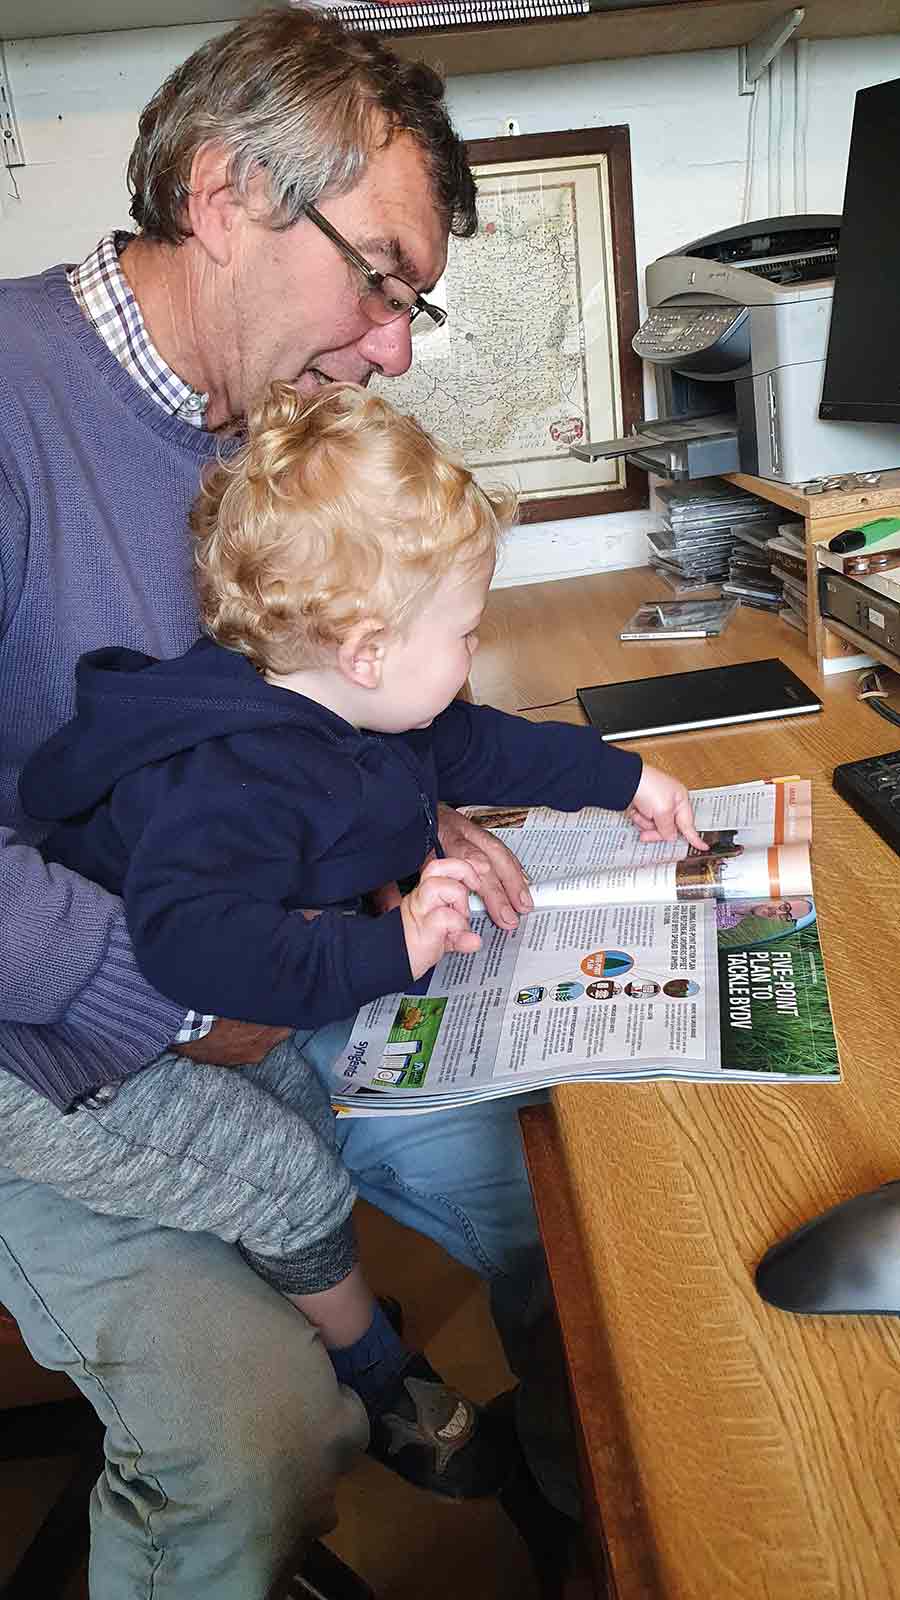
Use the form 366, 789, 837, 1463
420, 792, 441, 856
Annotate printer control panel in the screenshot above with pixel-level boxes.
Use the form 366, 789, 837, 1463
633, 306, 744, 361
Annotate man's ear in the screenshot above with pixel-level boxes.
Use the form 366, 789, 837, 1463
337, 619, 388, 691
185, 143, 245, 268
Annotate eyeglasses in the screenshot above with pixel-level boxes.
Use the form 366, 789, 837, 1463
304, 205, 447, 330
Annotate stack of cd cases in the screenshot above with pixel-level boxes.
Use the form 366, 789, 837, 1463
767, 524, 809, 632
722, 525, 784, 611
648, 479, 783, 590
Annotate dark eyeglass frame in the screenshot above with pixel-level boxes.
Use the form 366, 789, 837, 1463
304, 204, 447, 329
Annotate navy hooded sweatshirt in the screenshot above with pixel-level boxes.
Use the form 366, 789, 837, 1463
20, 637, 642, 1033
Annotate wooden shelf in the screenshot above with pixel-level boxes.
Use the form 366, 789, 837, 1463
725, 469, 900, 674
727, 468, 900, 524
2, 0, 898, 67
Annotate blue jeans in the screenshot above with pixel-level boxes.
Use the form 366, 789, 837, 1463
0, 1024, 573, 1600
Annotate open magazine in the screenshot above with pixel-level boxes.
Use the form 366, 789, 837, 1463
331, 779, 840, 1115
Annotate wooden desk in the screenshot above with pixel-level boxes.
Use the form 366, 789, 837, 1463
470, 568, 900, 1600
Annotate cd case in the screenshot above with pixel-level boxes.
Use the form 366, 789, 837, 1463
650, 563, 723, 596
619, 599, 738, 640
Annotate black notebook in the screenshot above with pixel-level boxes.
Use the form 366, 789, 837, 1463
577, 658, 822, 741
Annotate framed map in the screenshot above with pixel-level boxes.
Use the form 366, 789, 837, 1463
374, 126, 646, 524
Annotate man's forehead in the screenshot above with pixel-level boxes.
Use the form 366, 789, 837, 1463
357, 231, 444, 289
338, 128, 451, 286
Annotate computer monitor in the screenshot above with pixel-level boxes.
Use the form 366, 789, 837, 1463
819, 76, 900, 424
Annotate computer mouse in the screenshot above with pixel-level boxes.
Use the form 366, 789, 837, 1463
756, 1179, 900, 1315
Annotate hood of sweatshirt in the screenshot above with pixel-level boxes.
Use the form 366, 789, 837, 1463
20, 637, 362, 822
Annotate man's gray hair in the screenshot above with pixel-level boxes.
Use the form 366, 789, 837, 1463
127, 5, 477, 244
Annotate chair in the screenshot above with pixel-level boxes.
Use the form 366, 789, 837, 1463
0, 1304, 377, 1600
274, 1542, 376, 1600
0, 1302, 102, 1599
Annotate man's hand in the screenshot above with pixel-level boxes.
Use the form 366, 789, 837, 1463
400, 857, 483, 979
627, 765, 708, 850
171, 1020, 292, 1067
436, 803, 533, 930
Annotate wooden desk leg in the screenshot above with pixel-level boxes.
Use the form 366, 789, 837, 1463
520, 1102, 666, 1600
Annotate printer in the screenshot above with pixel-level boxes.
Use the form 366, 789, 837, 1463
575, 216, 900, 485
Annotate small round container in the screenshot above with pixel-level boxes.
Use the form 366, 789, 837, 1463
844, 549, 900, 575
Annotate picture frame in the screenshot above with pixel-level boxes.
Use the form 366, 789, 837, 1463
376, 126, 646, 524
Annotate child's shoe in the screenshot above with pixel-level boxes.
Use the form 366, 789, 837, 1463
329, 1297, 515, 1498
366, 1351, 517, 1499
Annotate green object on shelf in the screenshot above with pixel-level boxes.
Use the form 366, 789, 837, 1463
828, 516, 900, 555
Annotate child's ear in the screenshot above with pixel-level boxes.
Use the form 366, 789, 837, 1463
337, 619, 387, 690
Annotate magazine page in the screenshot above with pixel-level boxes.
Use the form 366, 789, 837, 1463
335, 899, 721, 1104
331, 880, 839, 1113
675, 841, 812, 903
716, 894, 838, 1081
466, 779, 813, 913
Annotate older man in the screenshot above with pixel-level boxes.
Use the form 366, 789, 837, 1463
0, 10, 574, 1599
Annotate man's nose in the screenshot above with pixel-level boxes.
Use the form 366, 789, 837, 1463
357, 315, 414, 378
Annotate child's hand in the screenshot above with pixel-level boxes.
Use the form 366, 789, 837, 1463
627, 765, 708, 850
400, 858, 483, 979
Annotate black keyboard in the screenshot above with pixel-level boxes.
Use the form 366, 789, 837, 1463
833, 749, 900, 857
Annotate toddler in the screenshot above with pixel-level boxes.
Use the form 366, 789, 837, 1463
22, 382, 704, 1498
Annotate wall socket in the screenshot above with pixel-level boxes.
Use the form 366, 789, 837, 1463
503, 117, 520, 137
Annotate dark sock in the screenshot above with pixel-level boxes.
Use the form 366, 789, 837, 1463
328, 1299, 412, 1413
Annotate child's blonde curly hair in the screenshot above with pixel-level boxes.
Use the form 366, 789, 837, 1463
191, 382, 517, 674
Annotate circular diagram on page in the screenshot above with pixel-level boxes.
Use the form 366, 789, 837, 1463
580, 950, 633, 979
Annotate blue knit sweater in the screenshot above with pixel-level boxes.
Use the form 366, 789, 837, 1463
0, 265, 233, 1107
1, 264, 641, 1109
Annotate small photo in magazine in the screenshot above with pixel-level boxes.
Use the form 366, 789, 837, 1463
619, 599, 738, 641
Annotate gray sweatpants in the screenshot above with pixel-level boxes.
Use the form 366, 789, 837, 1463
0, 1031, 358, 1296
